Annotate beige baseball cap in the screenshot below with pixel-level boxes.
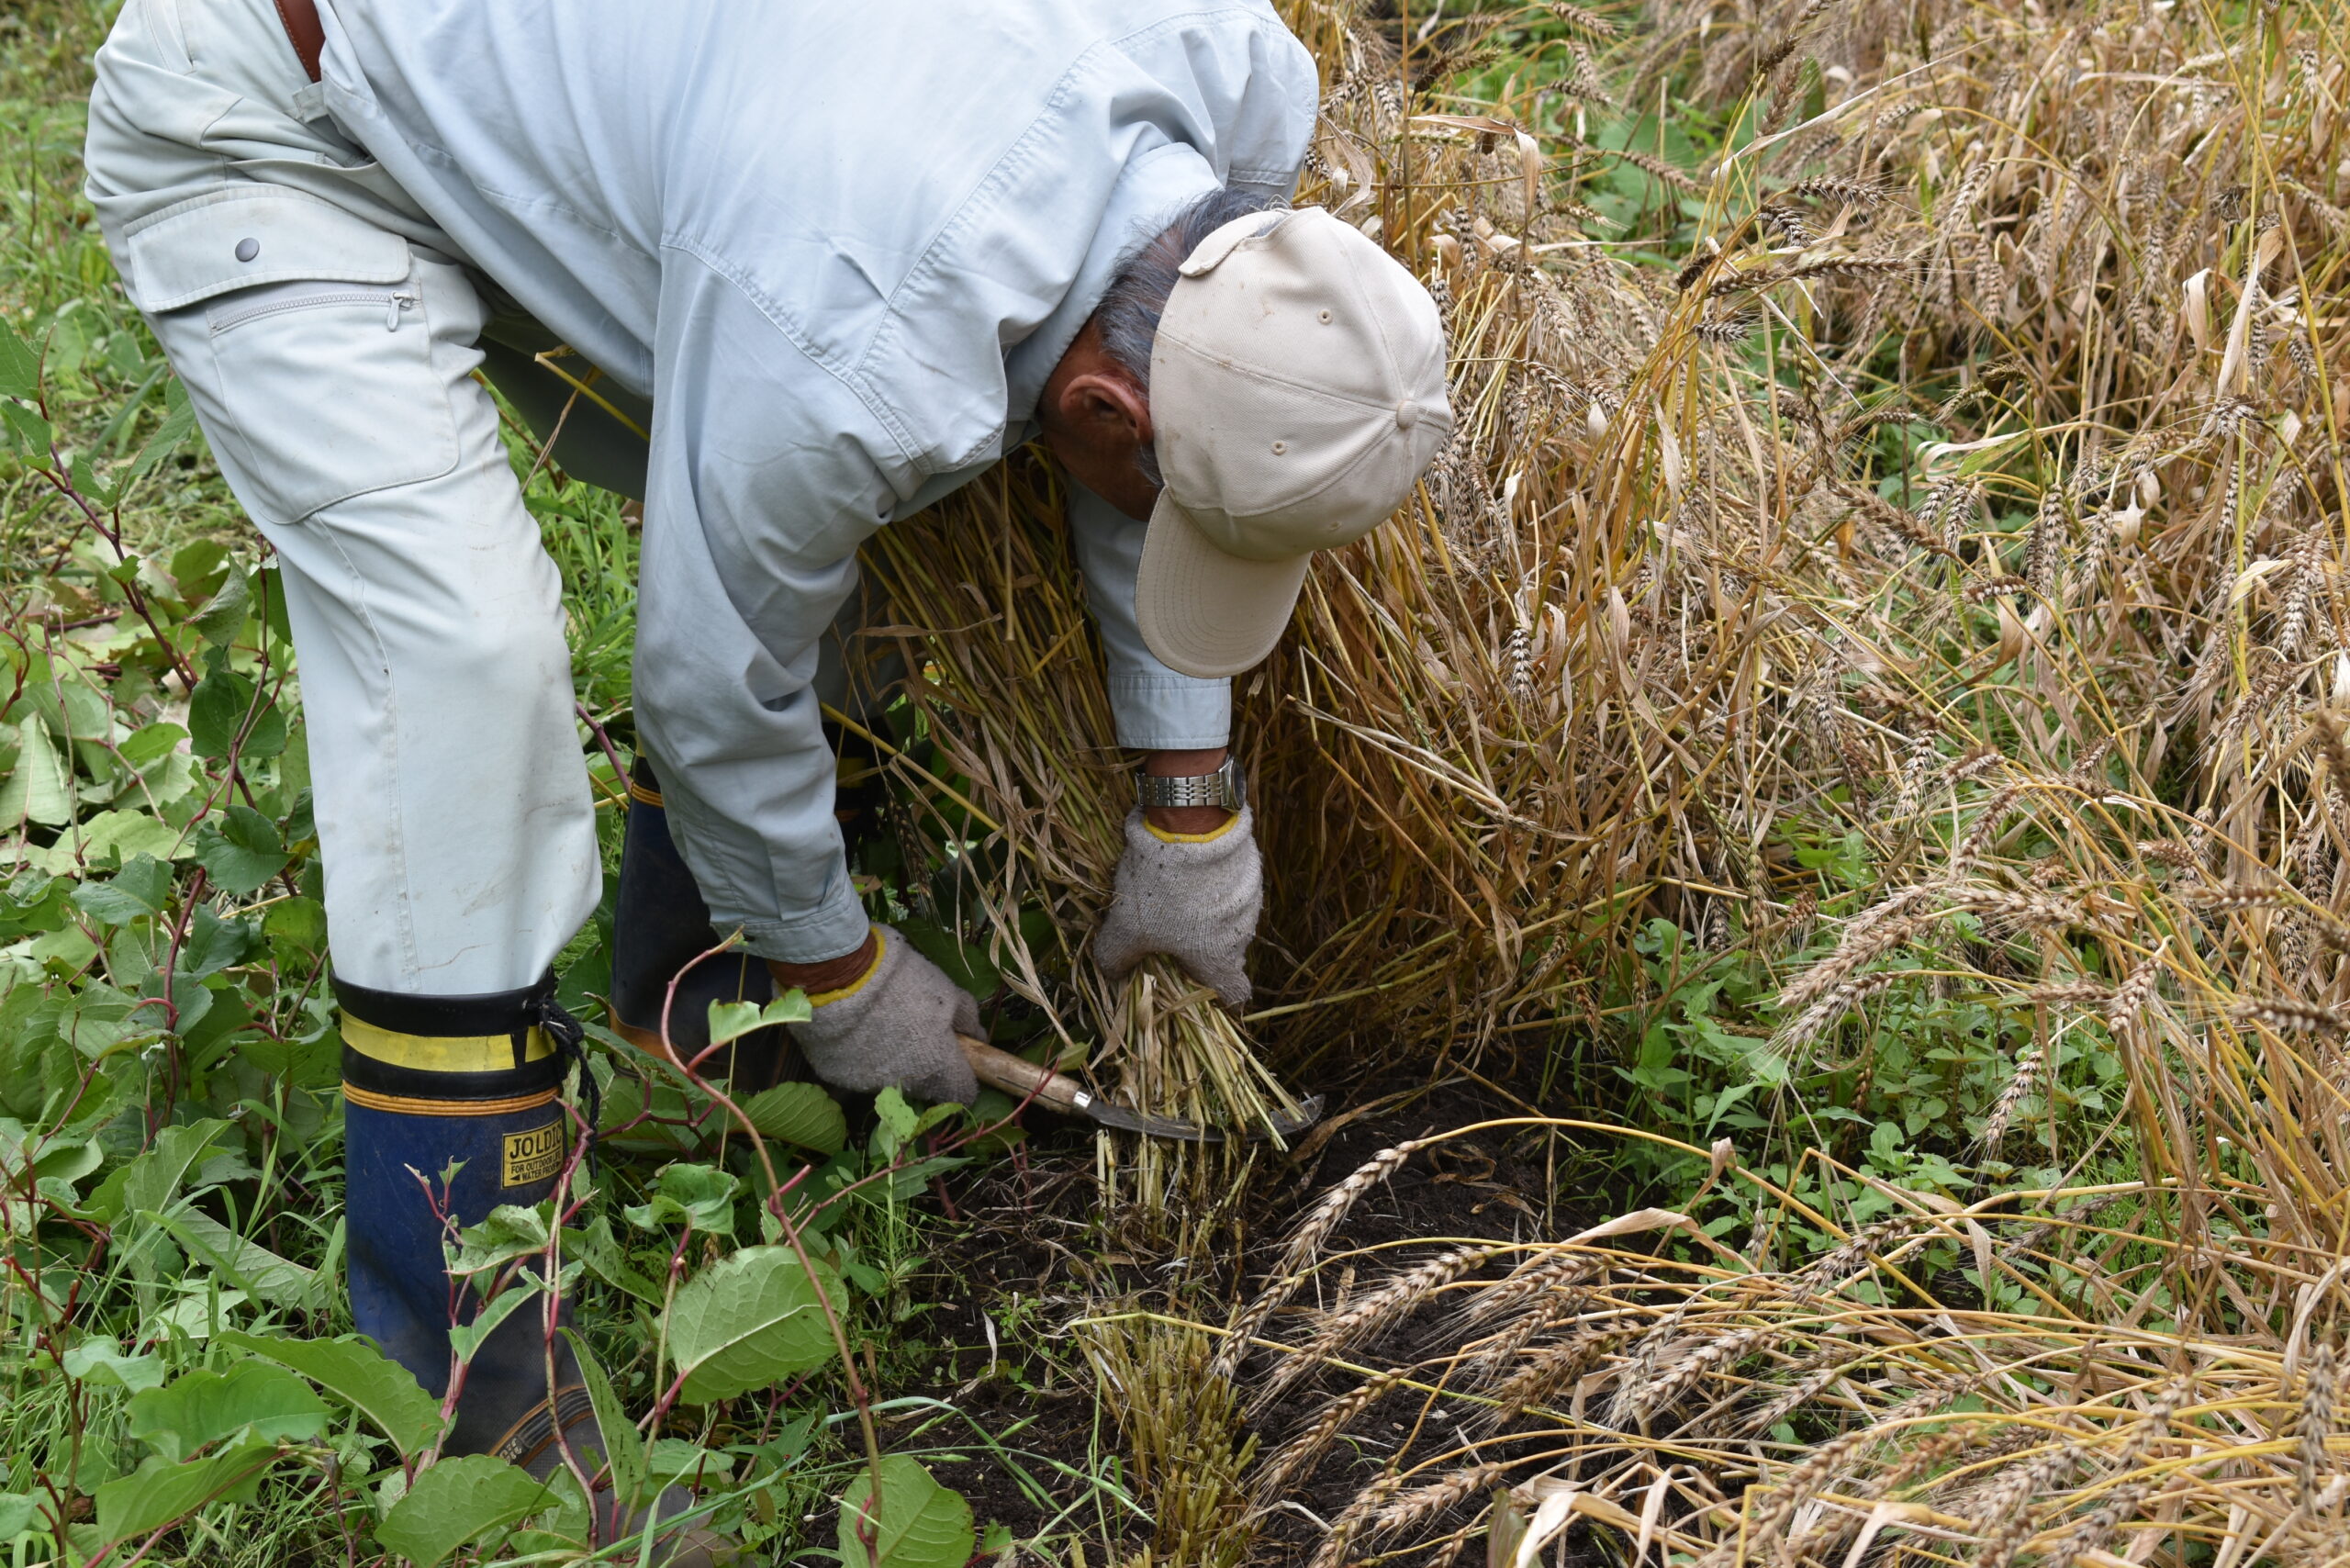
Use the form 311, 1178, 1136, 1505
1136, 206, 1452, 678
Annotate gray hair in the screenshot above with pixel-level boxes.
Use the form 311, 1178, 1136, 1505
1094, 187, 1287, 486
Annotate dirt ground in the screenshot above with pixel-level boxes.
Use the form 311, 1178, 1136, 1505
899, 1076, 1598, 1554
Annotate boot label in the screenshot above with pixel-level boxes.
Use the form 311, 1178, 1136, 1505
502, 1121, 565, 1186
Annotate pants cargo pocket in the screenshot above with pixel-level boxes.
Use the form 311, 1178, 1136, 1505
119, 185, 461, 527
196, 275, 460, 524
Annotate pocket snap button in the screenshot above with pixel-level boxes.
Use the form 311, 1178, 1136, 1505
234, 238, 260, 263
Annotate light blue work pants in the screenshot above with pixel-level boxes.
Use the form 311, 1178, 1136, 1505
84, 0, 610, 992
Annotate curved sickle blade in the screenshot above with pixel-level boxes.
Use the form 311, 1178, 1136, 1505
1258, 1095, 1326, 1142
1077, 1097, 1227, 1144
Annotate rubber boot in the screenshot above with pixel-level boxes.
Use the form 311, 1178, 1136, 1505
611, 756, 804, 1088
337, 974, 733, 1564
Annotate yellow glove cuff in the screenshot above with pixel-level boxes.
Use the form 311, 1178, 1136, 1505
806, 928, 887, 1006
1143, 812, 1241, 846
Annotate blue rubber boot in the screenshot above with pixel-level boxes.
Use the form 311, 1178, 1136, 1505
338, 975, 730, 1563
610, 756, 800, 1088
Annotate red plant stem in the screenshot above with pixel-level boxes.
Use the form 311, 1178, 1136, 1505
577, 700, 631, 790
34, 438, 197, 691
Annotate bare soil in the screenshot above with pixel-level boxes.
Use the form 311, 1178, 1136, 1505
895, 1075, 1601, 1555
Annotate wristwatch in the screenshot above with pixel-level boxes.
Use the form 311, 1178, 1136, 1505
1136, 755, 1245, 812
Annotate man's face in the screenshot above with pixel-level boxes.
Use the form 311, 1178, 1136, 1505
1042, 419, 1160, 522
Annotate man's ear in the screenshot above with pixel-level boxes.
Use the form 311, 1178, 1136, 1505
1058, 369, 1153, 450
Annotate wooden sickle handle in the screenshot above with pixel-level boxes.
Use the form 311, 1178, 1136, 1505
957, 1034, 1087, 1115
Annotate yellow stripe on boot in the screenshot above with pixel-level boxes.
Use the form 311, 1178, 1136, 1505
341, 1017, 557, 1075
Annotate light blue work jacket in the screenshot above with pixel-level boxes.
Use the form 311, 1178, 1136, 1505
312, 0, 1317, 962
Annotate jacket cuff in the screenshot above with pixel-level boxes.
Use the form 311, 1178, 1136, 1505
1108, 673, 1231, 751
730, 879, 875, 967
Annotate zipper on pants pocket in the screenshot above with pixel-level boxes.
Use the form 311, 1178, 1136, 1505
209, 286, 418, 334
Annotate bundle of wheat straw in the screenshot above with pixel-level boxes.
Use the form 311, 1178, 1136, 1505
1236, 0, 2350, 1080
866, 0, 2350, 1117
854, 455, 1306, 1212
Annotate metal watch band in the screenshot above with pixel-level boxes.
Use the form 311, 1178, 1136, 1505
1136, 756, 1244, 811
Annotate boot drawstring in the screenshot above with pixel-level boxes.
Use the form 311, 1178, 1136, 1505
535, 998, 599, 1174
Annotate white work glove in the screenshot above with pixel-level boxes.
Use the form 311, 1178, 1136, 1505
1093, 805, 1263, 1008
787, 927, 979, 1104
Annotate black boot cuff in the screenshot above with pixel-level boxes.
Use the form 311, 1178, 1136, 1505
332, 970, 559, 1036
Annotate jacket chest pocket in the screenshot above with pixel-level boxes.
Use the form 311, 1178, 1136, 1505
121, 186, 459, 524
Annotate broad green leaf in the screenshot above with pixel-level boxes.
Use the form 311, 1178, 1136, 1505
241, 693, 287, 757
86, 1118, 230, 1224
0, 398, 50, 457
60, 1340, 168, 1392
622, 1161, 739, 1234
0, 1492, 35, 1539
147, 1284, 251, 1339
111, 731, 199, 811
449, 1202, 550, 1275
74, 810, 186, 867
375, 1453, 551, 1568
705, 1000, 759, 1047
0, 320, 38, 398
835, 1455, 974, 1568
111, 852, 173, 909
872, 1087, 921, 1149
31, 1135, 102, 1185
128, 1361, 329, 1461
128, 381, 196, 479
666, 1245, 841, 1404
155, 1208, 322, 1309
188, 667, 285, 761
39, 674, 113, 742
187, 666, 246, 759
236, 1028, 341, 1088
117, 720, 189, 768
561, 1328, 647, 1510
169, 540, 232, 601
645, 1438, 733, 1486
445, 1279, 540, 1364
0, 718, 73, 826
739, 1081, 847, 1154
196, 805, 286, 896
53, 983, 142, 1060
188, 566, 252, 645
220, 1331, 442, 1456
129, 973, 213, 1041
571, 1215, 665, 1306
70, 451, 119, 509
705, 988, 811, 1047
95, 1438, 276, 1547
70, 854, 171, 926
182, 904, 260, 979
263, 895, 328, 958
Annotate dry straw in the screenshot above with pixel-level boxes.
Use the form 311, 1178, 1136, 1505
1037, 0, 2350, 1552
859, 0, 2350, 1551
